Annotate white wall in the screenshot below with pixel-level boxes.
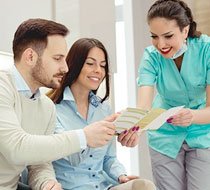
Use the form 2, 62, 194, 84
122, 0, 156, 180
54, 0, 116, 72
0, 0, 53, 53
55, 0, 80, 48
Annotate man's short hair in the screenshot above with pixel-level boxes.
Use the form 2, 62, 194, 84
13, 18, 69, 61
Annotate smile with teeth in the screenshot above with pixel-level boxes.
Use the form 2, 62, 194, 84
88, 76, 100, 81
160, 47, 172, 54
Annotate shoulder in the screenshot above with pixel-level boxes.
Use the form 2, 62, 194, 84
0, 70, 15, 87
141, 45, 164, 66
192, 34, 210, 42
89, 92, 112, 114
188, 34, 210, 47
39, 94, 56, 112
188, 35, 210, 58
0, 70, 16, 98
40, 94, 55, 106
140, 46, 163, 73
97, 99, 112, 115
143, 45, 160, 60
55, 99, 69, 112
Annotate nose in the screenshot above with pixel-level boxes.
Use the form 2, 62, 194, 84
157, 38, 166, 49
61, 60, 69, 74
94, 64, 102, 73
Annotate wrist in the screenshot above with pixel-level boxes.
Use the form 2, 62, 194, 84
190, 109, 196, 124
118, 174, 127, 183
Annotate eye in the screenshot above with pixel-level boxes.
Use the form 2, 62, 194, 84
150, 35, 157, 39
86, 62, 94, 66
100, 64, 106, 68
165, 34, 174, 39
54, 57, 62, 61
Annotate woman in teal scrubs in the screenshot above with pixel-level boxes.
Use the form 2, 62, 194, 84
137, 0, 210, 190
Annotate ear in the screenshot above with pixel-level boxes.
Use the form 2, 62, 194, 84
22, 48, 38, 66
183, 25, 190, 39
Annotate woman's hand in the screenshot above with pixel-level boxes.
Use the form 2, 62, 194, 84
117, 126, 140, 147
42, 180, 63, 190
167, 108, 195, 127
118, 175, 139, 183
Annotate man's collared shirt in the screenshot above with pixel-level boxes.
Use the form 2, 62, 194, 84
11, 65, 40, 99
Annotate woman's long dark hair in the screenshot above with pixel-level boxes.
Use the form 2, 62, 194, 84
147, 0, 201, 38
48, 38, 110, 104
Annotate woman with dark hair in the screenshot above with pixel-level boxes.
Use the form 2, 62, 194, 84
49, 38, 110, 104
137, 0, 210, 190
48, 38, 155, 190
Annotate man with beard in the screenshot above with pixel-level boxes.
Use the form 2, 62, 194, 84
0, 18, 116, 190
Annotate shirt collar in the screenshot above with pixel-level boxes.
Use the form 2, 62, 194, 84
63, 87, 75, 101
11, 65, 41, 99
63, 86, 101, 107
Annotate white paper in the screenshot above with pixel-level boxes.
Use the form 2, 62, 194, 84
143, 106, 184, 130
114, 106, 184, 133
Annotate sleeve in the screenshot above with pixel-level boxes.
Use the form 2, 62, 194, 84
103, 138, 126, 182
100, 103, 125, 182
55, 116, 87, 149
206, 45, 210, 84
27, 107, 57, 190
27, 163, 56, 190
0, 79, 81, 166
136, 49, 158, 87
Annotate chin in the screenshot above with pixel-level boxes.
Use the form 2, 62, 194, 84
159, 49, 174, 59
94, 84, 101, 89
161, 53, 173, 59
48, 82, 61, 89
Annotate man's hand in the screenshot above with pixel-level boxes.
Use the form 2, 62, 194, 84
117, 127, 140, 147
42, 180, 62, 190
118, 175, 139, 183
83, 120, 116, 148
104, 112, 120, 122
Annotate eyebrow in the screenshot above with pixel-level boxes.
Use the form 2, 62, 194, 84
86, 57, 106, 63
54, 54, 66, 57
150, 31, 173, 36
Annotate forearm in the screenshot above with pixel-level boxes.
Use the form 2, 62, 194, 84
137, 86, 154, 110
192, 86, 210, 124
192, 106, 210, 124
0, 128, 81, 165
28, 163, 56, 190
103, 140, 126, 181
104, 155, 126, 181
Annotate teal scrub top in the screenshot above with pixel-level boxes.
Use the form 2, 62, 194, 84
137, 34, 210, 158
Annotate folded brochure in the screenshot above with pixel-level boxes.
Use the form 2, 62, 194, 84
114, 106, 184, 133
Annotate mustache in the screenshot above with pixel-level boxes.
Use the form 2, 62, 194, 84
53, 72, 66, 78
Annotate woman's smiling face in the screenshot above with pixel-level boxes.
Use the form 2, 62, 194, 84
149, 17, 189, 58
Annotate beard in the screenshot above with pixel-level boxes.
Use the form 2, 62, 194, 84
31, 57, 64, 89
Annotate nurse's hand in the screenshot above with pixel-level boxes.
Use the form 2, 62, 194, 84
117, 126, 140, 147
166, 108, 194, 127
